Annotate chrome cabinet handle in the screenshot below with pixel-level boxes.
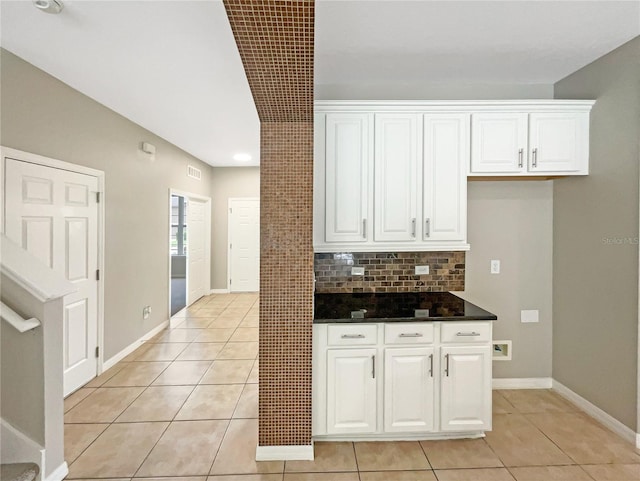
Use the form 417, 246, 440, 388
411, 218, 416, 238
456, 331, 481, 337
362, 219, 367, 239
399, 332, 423, 338
444, 353, 450, 377
372, 355, 376, 379
341, 334, 365, 339
518, 148, 524, 168
532, 148, 538, 168
429, 354, 433, 377
425, 218, 430, 238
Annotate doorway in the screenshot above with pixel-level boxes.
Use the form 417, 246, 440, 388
228, 198, 260, 292
170, 195, 187, 316
168, 189, 211, 320
2, 147, 104, 396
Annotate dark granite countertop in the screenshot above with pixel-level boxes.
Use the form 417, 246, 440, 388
314, 292, 497, 323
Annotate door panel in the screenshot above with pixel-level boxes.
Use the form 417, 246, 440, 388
384, 347, 435, 433
187, 198, 208, 305
441, 345, 492, 432
229, 198, 260, 292
325, 114, 370, 242
4, 157, 99, 396
529, 113, 586, 172
471, 113, 528, 173
22, 217, 54, 267
327, 348, 377, 434
374, 114, 419, 242
423, 114, 468, 241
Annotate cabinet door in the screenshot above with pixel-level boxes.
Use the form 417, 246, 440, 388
471, 113, 528, 173
384, 347, 435, 433
423, 114, 468, 242
327, 348, 377, 434
529, 112, 589, 173
440, 345, 492, 432
325, 114, 371, 242
374, 114, 419, 242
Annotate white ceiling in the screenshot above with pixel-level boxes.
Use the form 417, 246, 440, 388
1, 0, 260, 167
2, 1, 639, 168
316, 0, 640, 86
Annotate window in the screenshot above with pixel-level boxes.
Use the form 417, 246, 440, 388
170, 195, 188, 255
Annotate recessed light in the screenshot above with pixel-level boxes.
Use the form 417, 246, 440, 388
233, 153, 252, 162
33, 0, 64, 14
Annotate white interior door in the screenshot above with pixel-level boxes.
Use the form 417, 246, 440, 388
187, 198, 208, 305
229, 198, 259, 292
4, 157, 99, 396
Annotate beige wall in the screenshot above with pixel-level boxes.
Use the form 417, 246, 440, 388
553, 37, 640, 431
210, 167, 260, 290
1, 50, 214, 359
460, 181, 554, 379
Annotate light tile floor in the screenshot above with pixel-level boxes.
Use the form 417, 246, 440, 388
64, 293, 640, 481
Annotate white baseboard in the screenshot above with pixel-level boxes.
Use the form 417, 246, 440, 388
255, 444, 314, 461
552, 379, 638, 447
45, 462, 68, 481
102, 320, 169, 371
210, 288, 229, 294
492, 377, 552, 389
1, 418, 45, 480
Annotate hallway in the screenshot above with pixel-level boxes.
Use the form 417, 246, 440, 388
63, 293, 640, 481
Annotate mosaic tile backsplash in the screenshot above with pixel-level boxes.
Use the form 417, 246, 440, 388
314, 252, 466, 293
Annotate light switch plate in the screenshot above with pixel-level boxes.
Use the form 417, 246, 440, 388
521, 309, 539, 323
415, 265, 430, 275
351, 266, 365, 276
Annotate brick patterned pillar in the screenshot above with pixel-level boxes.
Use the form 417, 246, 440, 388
223, 1, 315, 447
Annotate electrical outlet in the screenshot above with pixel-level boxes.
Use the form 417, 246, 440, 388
143, 306, 151, 320
490, 259, 501, 274
351, 266, 365, 276
415, 265, 430, 275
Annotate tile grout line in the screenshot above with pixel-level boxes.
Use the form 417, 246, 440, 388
417, 438, 434, 472
520, 412, 583, 466
204, 298, 255, 478
67, 293, 254, 478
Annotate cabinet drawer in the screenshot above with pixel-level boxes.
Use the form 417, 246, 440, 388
327, 324, 378, 346
441, 322, 491, 343
385, 323, 434, 344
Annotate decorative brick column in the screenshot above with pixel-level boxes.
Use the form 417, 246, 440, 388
223, 1, 315, 448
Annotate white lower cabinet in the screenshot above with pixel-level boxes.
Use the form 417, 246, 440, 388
384, 347, 435, 433
314, 321, 493, 440
326, 348, 377, 434
440, 345, 492, 432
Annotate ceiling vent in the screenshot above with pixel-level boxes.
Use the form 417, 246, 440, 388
187, 165, 202, 180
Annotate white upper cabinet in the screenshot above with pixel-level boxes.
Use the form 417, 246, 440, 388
423, 114, 468, 242
374, 114, 419, 242
313, 100, 593, 252
470, 113, 528, 173
324, 114, 372, 242
469, 108, 591, 176
529, 112, 589, 173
